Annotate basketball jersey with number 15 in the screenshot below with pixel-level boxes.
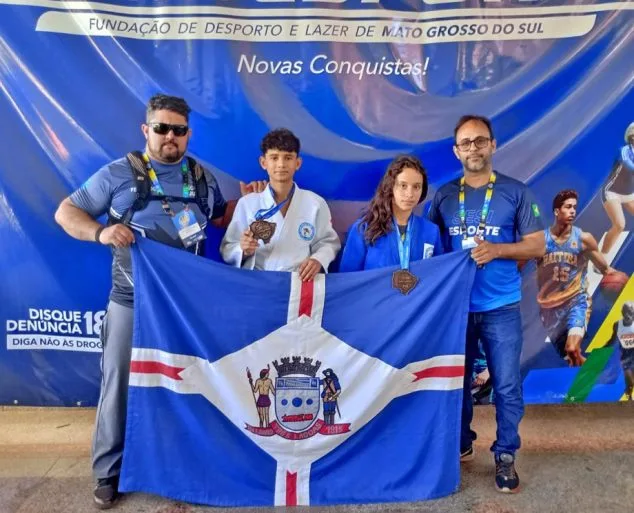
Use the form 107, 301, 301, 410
537, 226, 587, 309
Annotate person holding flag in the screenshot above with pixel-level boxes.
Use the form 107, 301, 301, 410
221, 128, 340, 280
428, 115, 545, 494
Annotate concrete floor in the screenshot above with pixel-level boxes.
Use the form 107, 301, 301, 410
1, 403, 633, 513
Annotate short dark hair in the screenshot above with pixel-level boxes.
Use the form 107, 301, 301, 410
260, 128, 300, 155
146, 94, 191, 123
552, 189, 578, 212
454, 115, 495, 141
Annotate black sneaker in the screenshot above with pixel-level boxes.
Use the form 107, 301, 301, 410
460, 445, 475, 462
495, 453, 520, 493
93, 476, 119, 509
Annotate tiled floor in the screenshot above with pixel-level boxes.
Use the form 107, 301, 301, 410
1, 404, 633, 513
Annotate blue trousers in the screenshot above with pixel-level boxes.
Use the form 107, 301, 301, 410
460, 302, 524, 457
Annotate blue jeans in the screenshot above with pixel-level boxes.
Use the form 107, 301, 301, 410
460, 302, 524, 457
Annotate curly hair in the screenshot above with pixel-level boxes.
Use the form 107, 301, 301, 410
552, 189, 578, 213
361, 155, 428, 245
260, 128, 300, 155
146, 94, 191, 122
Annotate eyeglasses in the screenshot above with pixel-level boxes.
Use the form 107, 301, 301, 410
455, 136, 491, 151
148, 122, 189, 137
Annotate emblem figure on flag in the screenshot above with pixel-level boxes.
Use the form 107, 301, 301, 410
247, 366, 275, 428
321, 369, 341, 425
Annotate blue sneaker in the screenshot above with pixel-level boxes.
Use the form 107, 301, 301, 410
495, 453, 520, 493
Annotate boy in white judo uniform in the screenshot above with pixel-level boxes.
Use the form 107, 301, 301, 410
221, 128, 340, 280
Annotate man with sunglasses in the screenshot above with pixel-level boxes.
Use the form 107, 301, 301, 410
54, 94, 265, 509
428, 115, 545, 494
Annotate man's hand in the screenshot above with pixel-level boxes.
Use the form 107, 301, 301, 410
603, 266, 617, 275
239, 180, 268, 196
471, 237, 500, 266
240, 229, 259, 256
99, 225, 135, 248
473, 369, 490, 387
298, 258, 322, 282
564, 339, 586, 367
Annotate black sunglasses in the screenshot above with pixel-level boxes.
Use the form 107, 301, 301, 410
148, 122, 189, 137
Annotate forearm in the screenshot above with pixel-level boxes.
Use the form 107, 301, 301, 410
496, 237, 545, 261
54, 198, 101, 242
211, 200, 237, 228
588, 250, 611, 274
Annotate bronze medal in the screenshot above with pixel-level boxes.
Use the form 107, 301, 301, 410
250, 220, 276, 244
392, 269, 418, 295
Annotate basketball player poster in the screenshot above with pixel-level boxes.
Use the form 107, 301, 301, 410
514, 123, 634, 404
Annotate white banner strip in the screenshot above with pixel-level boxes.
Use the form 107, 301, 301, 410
2, 0, 633, 21
6, 333, 102, 352
36, 12, 597, 43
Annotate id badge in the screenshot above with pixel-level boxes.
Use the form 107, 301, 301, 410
461, 236, 477, 250
172, 208, 206, 248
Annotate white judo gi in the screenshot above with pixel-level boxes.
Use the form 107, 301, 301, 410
221, 184, 341, 272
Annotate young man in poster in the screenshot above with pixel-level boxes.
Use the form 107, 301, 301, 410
537, 190, 615, 366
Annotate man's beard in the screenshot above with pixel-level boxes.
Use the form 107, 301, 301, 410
463, 155, 489, 173
148, 141, 184, 163
158, 142, 184, 163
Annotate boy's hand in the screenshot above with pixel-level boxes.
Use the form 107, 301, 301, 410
298, 258, 322, 282
240, 229, 259, 256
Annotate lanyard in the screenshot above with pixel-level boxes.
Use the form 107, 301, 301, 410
393, 216, 413, 270
142, 153, 195, 216
459, 172, 496, 240
255, 184, 295, 220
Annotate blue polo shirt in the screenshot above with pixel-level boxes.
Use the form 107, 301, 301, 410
70, 156, 227, 307
428, 172, 543, 312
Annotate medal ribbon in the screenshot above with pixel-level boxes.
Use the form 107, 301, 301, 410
255, 184, 296, 220
142, 153, 195, 216
459, 172, 496, 240
393, 216, 413, 270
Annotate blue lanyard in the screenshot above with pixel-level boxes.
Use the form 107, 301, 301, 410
393, 216, 413, 270
255, 184, 295, 220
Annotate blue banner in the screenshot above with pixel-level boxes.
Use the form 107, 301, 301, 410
0, 1, 633, 405
120, 238, 474, 505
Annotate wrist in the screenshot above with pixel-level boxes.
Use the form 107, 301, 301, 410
94, 225, 105, 244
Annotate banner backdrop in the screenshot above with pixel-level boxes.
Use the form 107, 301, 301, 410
0, 1, 633, 406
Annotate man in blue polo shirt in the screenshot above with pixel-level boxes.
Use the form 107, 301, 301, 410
55, 94, 265, 509
428, 115, 545, 494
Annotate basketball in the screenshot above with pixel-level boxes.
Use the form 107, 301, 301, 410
599, 271, 630, 294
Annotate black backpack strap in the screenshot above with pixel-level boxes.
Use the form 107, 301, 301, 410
188, 156, 210, 219
116, 151, 151, 225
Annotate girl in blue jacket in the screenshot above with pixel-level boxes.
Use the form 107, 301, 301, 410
339, 155, 443, 272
